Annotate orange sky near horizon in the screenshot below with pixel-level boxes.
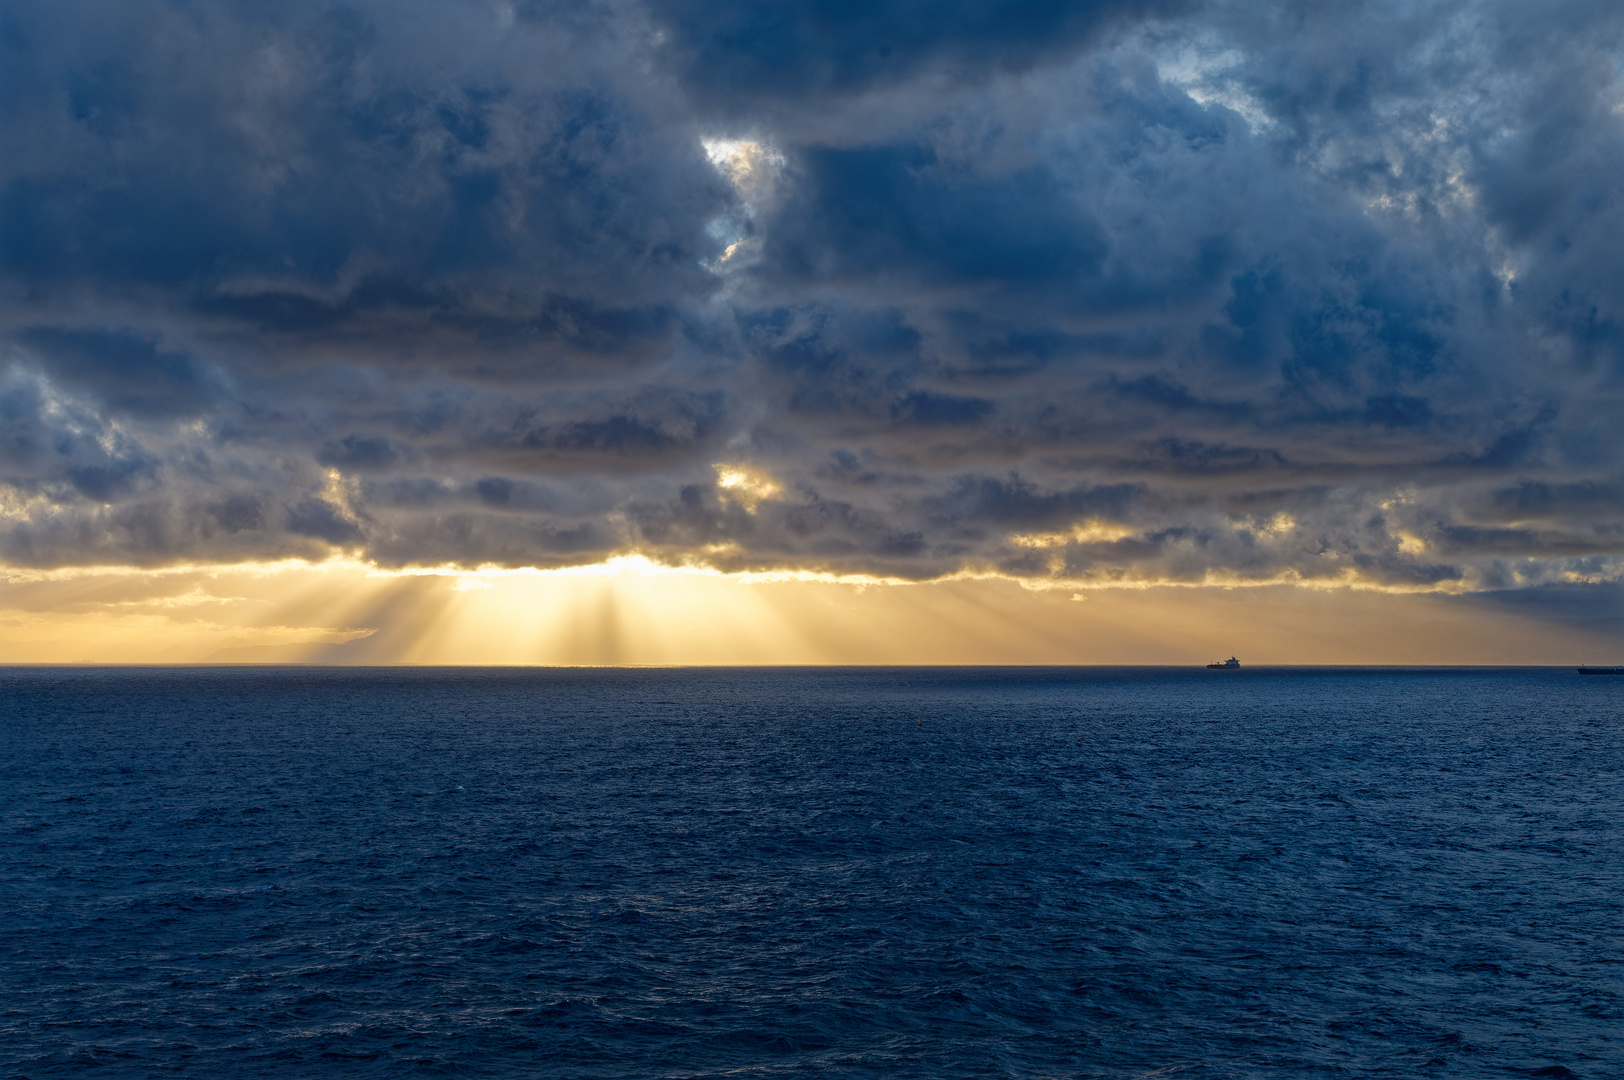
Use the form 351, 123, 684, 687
1, 558, 1615, 666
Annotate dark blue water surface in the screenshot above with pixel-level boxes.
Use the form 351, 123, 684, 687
3, 667, 1621, 1079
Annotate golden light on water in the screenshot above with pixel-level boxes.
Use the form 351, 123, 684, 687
0, 556, 1612, 665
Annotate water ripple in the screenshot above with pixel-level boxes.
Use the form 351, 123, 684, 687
2, 666, 1620, 1078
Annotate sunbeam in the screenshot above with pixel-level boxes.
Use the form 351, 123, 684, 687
3, 559, 1617, 665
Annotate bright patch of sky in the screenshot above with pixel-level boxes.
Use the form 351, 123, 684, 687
700, 137, 785, 269
1152, 37, 1275, 133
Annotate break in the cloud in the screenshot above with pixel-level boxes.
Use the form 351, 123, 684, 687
3, 0, 1622, 609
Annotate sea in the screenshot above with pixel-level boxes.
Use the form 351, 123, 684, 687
2, 666, 1620, 1079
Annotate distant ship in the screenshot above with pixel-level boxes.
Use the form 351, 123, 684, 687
1207, 657, 1240, 669
1577, 665, 1624, 675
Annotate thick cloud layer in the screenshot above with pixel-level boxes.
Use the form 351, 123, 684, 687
3, 0, 1623, 602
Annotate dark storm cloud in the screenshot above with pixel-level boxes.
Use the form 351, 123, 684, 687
2, 0, 727, 351
15, 327, 224, 418
2, 0, 1622, 615
645, 0, 1194, 107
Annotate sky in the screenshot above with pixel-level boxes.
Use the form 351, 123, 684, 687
2, 0, 1622, 663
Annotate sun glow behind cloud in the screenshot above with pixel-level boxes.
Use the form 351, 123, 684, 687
2, 558, 1615, 666
713, 463, 782, 511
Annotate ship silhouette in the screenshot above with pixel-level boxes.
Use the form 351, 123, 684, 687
1206, 657, 1240, 669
